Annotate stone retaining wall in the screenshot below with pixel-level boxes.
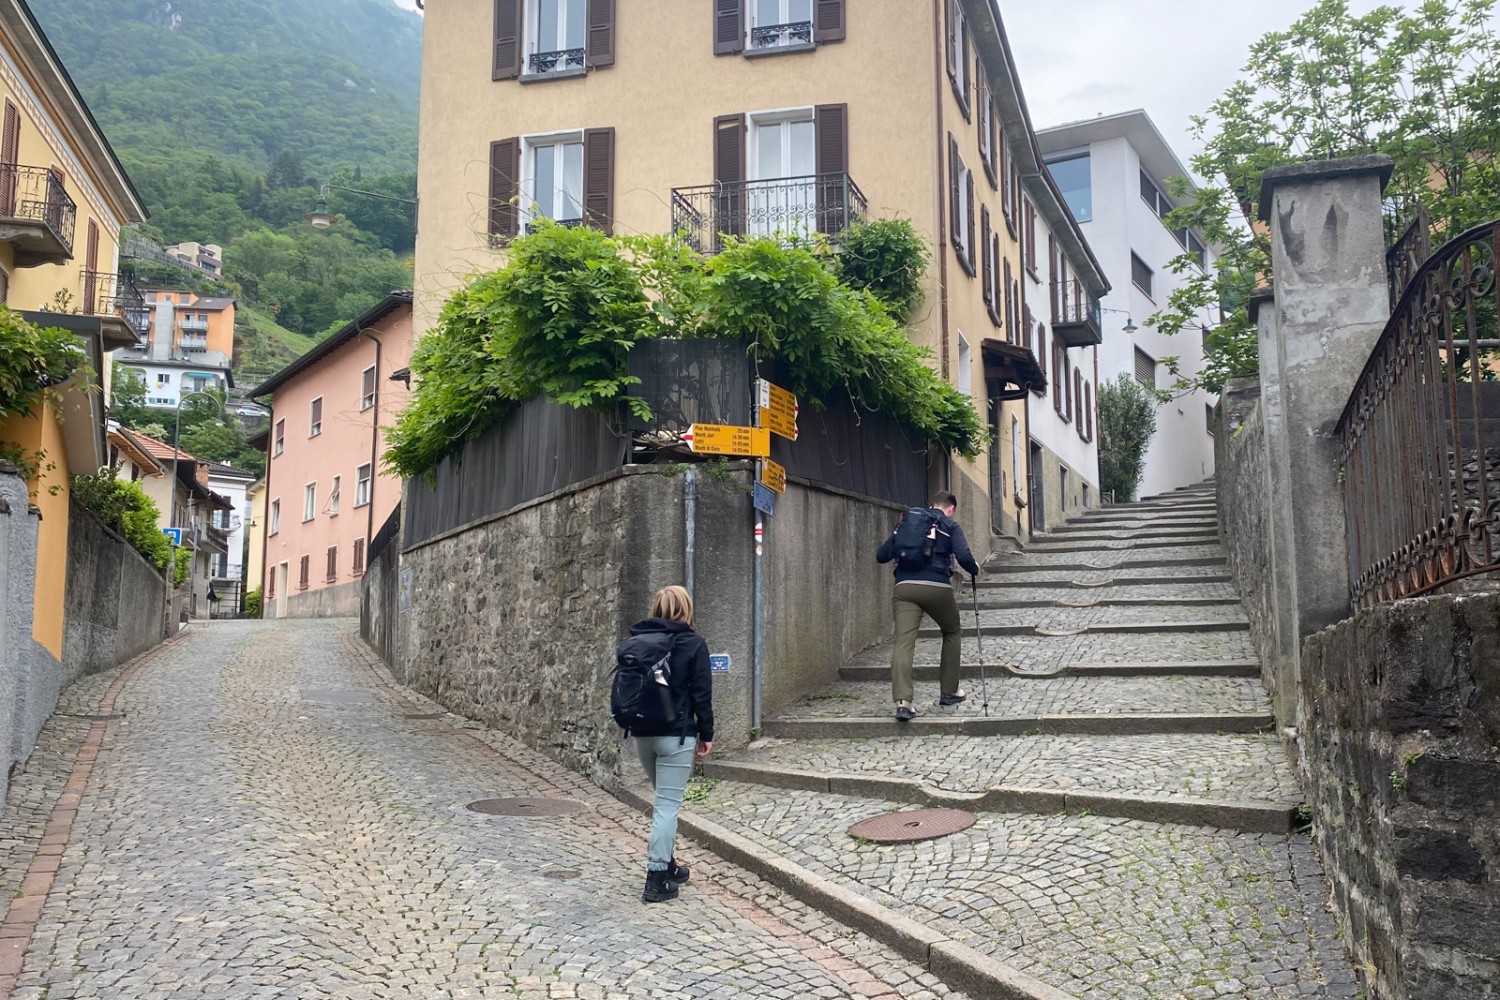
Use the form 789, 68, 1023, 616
1300, 594, 1500, 1000
62, 504, 172, 688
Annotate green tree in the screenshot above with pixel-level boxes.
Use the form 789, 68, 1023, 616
109, 363, 152, 427
1151, 0, 1500, 393
1098, 374, 1160, 503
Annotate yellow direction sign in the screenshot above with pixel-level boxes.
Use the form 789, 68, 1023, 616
760, 459, 786, 494
757, 379, 800, 441
683, 423, 770, 457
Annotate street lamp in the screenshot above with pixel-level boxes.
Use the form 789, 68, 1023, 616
307, 182, 417, 230
1101, 307, 1138, 334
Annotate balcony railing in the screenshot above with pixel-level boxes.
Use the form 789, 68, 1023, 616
0, 164, 77, 265
750, 20, 813, 48
527, 47, 585, 74
1051, 278, 1103, 348
670, 172, 867, 255
180, 335, 208, 351
179, 317, 209, 332
80, 270, 148, 342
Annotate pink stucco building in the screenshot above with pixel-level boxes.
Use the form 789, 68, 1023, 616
250, 292, 414, 618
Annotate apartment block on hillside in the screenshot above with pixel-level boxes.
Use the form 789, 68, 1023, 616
414, 0, 1108, 547
116, 289, 236, 405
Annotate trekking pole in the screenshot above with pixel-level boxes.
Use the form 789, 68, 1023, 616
971, 576, 990, 716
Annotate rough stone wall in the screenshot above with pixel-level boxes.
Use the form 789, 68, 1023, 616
367, 463, 899, 787
1215, 378, 1280, 710
1300, 594, 1500, 1000
62, 504, 171, 687
0, 463, 60, 802
265, 579, 361, 620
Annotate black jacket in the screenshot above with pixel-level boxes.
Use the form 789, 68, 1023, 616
876, 508, 980, 585
623, 617, 714, 743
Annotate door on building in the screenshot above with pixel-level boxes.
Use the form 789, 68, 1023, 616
748, 111, 816, 238
1030, 442, 1045, 533
987, 400, 1005, 535
275, 563, 289, 619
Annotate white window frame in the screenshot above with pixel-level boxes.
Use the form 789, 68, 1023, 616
361, 365, 376, 410
303, 482, 317, 523
328, 475, 341, 517
747, 107, 818, 238
309, 396, 322, 438
520, 130, 585, 231
273, 419, 285, 457
748, 0, 815, 50
355, 463, 372, 508
954, 151, 972, 265
269, 498, 280, 536
524, 0, 587, 75
957, 332, 972, 398
950, 4, 969, 105
156, 372, 170, 385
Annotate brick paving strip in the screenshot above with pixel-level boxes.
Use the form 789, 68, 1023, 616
0, 627, 197, 999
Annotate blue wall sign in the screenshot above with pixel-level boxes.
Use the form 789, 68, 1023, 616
710, 654, 731, 673
162, 527, 182, 546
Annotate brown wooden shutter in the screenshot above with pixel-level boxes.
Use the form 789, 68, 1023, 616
582, 127, 615, 234
585, 0, 615, 67
488, 137, 520, 240
965, 170, 976, 278
1003, 260, 1014, 336
326, 546, 338, 583
715, 0, 744, 55
1037, 324, 1048, 384
814, 103, 848, 234
813, 0, 845, 42
493, 0, 522, 80
980, 206, 992, 309
83, 220, 99, 313
299, 554, 310, 590
0, 100, 17, 216
1074, 369, 1083, 428
713, 114, 746, 244
944, 0, 955, 86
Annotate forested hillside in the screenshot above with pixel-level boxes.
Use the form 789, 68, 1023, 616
28, 0, 422, 377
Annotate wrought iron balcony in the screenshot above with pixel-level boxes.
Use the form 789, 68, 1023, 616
670, 172, 868, 255
524, 217, 584, 234
0, 165, 77, 266
1051, 278, 1103, 348
179, 317, 209, 332
527, 47, 585, 74
751, 21, 813, 48
80, 270, 148, 349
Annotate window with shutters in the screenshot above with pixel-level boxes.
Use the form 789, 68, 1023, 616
957, 332, 972, 397
325, 546, 338, 584
495, 0, 612, 80
0, 266, 10, 304
329, 475, 341, 517
949, 136, 974, 276
990, 231, 1002, 325
715, 0, 843, 55
356, 463, 373, 507
1135, 346, 1157, 389
361, 366, 376, 410
978, 68, 996, 187
353, 538, 367, 576
1036, 323, 1048, 389
1023, 200, 1037, 276
748, 109, 816, 238
1131, 252, 1154, 298
269, 499, 281, 536
1074, 370, 1084, 436
946, 0, 970, 119
303, 482, 317, 523
750, 0, 812, 49
298, 555, 310, 591
273, 419, 285, 456
526, 0, 586, 75
1086, 382, 1094, 441
494, 129, 613, 240
309, 396, 322, 437
1055, 345, 1069, 419
980, 207, 995, 320
521, 132, 584, 229
268, 564, 276, 599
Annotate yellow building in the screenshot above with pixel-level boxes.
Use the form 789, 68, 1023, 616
0, 0, 148, 660
413, 0, 1095, 545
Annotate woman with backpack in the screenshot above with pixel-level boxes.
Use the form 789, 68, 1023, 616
612, 585, 714, 904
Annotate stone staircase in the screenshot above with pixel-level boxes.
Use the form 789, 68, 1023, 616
667, 481, 1364, 999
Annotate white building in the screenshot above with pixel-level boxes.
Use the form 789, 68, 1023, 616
205, 461, 256, 582
1037, 110, 1219, 499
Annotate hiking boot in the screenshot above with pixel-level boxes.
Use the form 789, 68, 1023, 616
642, 869, 679, 903
894, 701, 916, 722
939, 689, 968, 706
667, 858, 690, 885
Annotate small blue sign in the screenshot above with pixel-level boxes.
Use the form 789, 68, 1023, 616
162, 527, 182, 546
752, 482, 777, 516
710, 654, 731, 673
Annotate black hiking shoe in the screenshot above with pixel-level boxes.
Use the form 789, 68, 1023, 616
642, 869, 679, 903
894, 702, 916, 722
939, 689, 968, 706
667, 859, 690, 885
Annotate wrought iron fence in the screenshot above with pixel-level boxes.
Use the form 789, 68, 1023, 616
1051, 277, 1102, 345
0, 164, 76, 253
80, 269, 149, 338
528, 47, 585, 74
751, 20, 813, 48
670, 173, 867, 254
1337, 217, 1500, 609
1386, 208, 1431, 310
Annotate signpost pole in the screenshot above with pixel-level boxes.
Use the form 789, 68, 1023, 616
751, 379, 764, 733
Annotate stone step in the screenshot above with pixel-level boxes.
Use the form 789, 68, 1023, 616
1034, 525, 1219, 541
979, 572, 1234, 588
1025, 534, 1222, 553
845, 627, 1255, 671
761, 712, 1275, 739
839, 660, 1261, 681
1078, 507, 1219, 523
986, 554, 1227, 574
977, 594, 1242, 610
920, 618, 1250, 639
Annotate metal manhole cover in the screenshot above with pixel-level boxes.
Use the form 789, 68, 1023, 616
466, 797, 586, 817
543, 868, 580, 880
849, 808, 976, 843
403, 712, 445, 720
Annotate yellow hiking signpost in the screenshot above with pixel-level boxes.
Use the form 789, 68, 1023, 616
760, 458, 786, 494
757, 378, 799, 441
682, 423, 770, 457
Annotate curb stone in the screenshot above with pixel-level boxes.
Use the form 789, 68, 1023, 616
763, 712, 1276, 739
614, 785, 1081, 1000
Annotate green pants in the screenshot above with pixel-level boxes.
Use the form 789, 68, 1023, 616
890, 581, 963, 703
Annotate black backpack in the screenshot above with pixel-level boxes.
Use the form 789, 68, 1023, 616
892, 507, 942, 570
610, 632, 679, 731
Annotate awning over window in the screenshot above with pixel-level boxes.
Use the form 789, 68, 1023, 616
981, 338, 1046, 401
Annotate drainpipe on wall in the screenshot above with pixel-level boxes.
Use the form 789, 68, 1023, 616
359, 328, 384, 550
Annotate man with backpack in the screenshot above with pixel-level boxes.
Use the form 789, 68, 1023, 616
876, 492, 981, 721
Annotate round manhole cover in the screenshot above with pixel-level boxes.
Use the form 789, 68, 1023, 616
848, 808, 976, 843
465, 797, 586, 817
543, 868, 580, 880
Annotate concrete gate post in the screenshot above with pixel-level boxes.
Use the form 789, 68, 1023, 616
1256, 155, 1393, 731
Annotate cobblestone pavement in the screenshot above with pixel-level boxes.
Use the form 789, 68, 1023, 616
0, 620, 967, 1000
847, 631, 1257, 669
734, 734, 1301, 803
690, 784, 1358, 1000
780, 677, 1270, 718
973, 604, 1248, 629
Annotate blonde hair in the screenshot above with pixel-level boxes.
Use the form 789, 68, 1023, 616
650, 585, 694, 626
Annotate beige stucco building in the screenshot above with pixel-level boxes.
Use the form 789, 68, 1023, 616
414, 0, 1104, 546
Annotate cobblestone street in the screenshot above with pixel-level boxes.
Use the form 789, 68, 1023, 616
0, 621, 965, 1000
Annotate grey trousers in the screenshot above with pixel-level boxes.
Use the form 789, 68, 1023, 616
634, 734, 697, 872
